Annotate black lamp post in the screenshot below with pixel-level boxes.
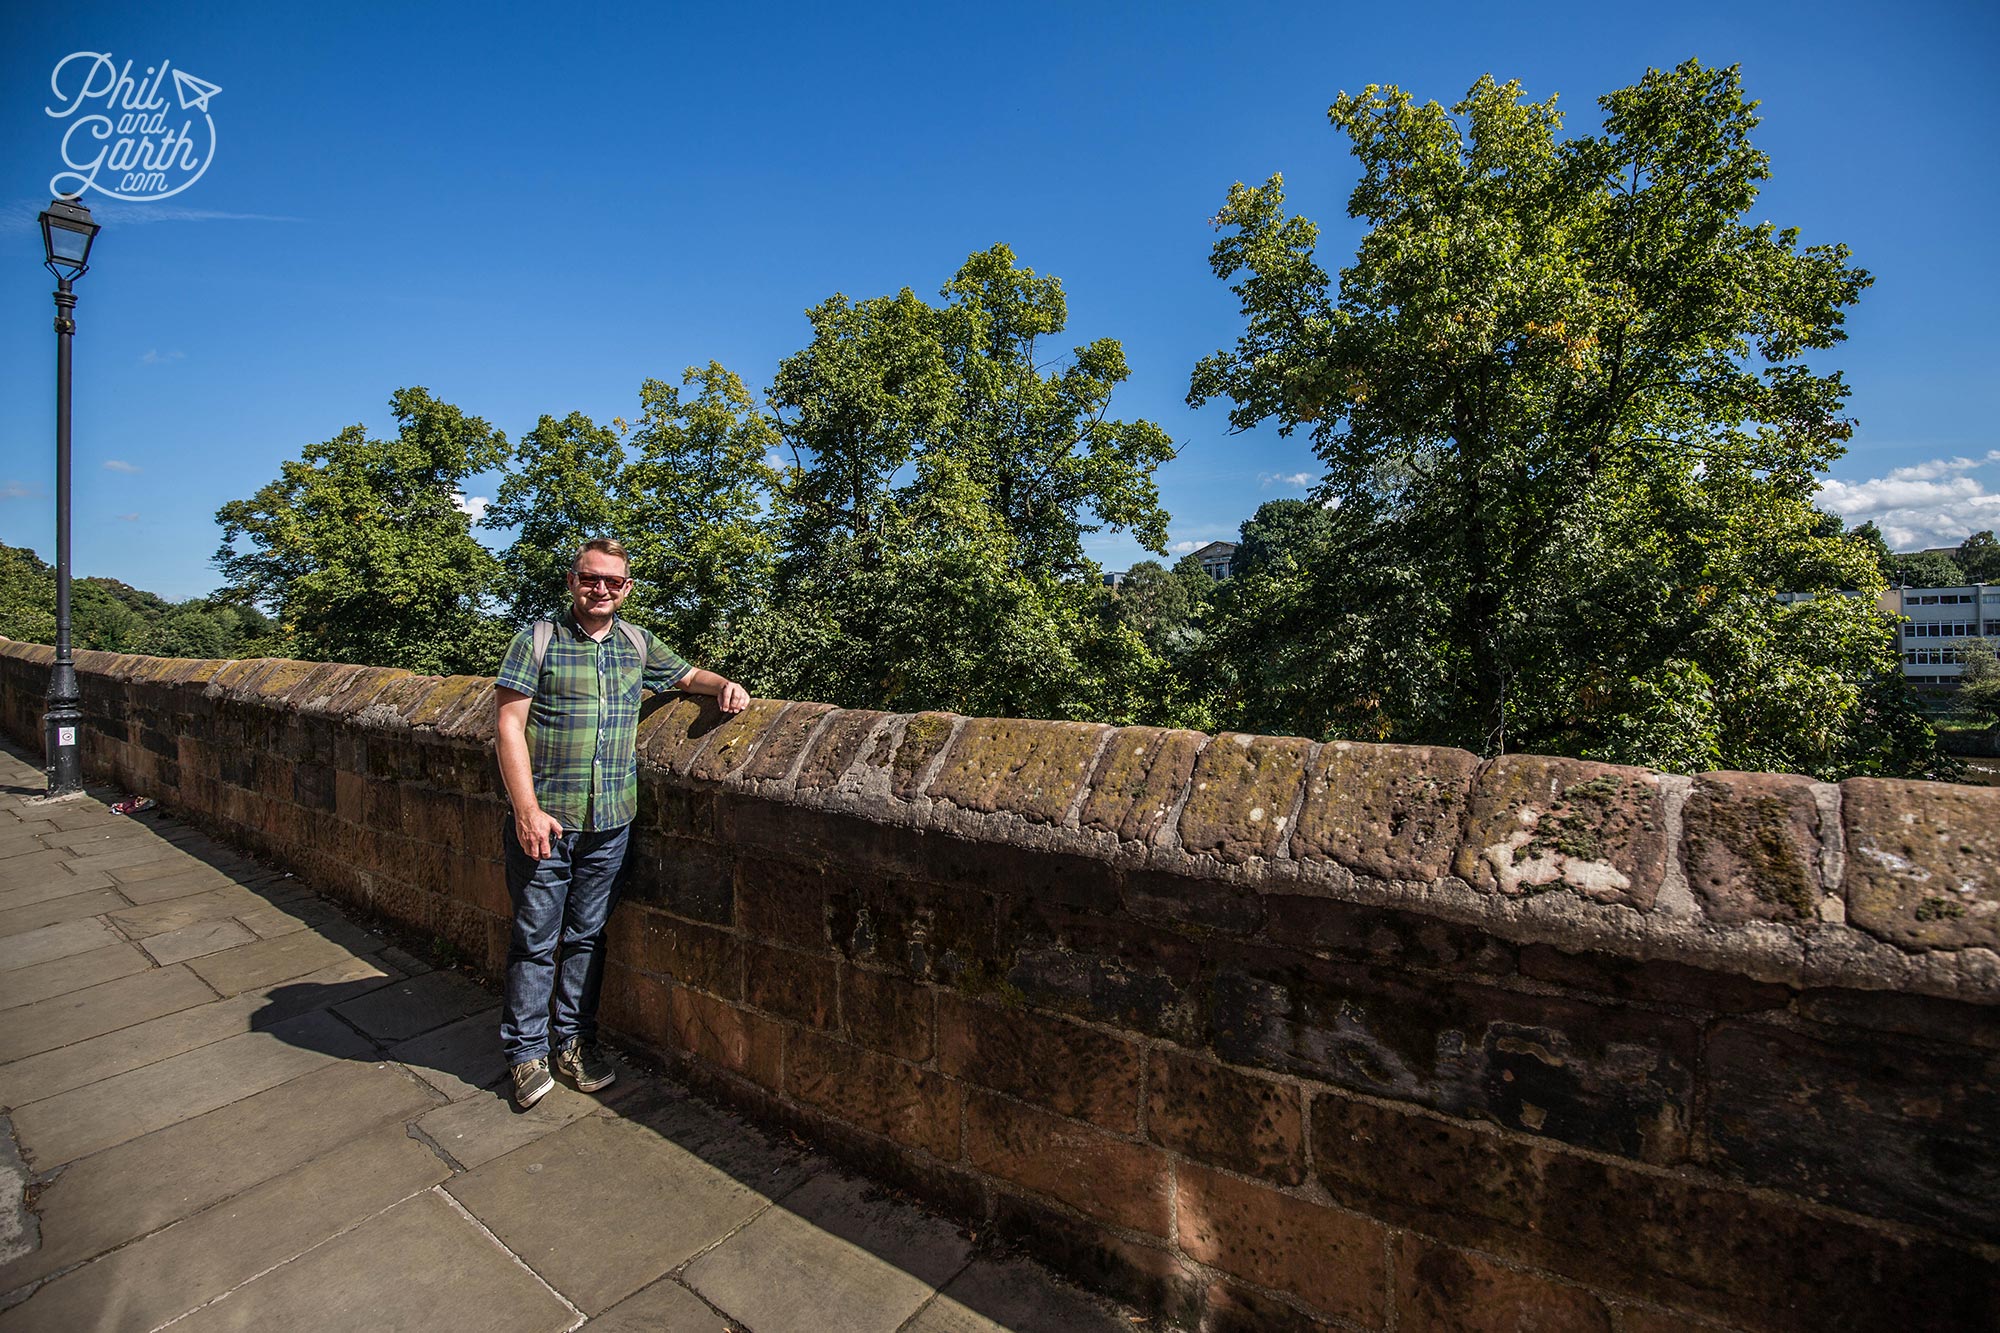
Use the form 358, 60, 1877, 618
38, 195, 100, 799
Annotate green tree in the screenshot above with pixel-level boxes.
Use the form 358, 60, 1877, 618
485, 410, 626, 623
619, 363, 780, 660
1850, 520, 1895, 584
0, 544, 56, 645
1889, 550, 1966, 588
1958, 637, 2000, 717
215, 387, 512, 675
1189, 60, 1933, 776
1956, 530, 2000, 583
1112, 560, 1194, 652
741, 247, 1173, 719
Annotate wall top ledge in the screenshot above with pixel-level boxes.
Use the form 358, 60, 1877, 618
5, 641, 1995, 1004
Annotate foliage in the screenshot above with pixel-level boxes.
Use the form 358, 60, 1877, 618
618, 363, 781, 659
0, 544, 56, 645
1955, 530, 2000, 583
1959, 637, 2000, 717
484, 410, 625, 624
215, 387, 514, 676
0, 543, 273, 660
735, 245, 1176, 720
1188, 59, 1940, 777
1888, 549, 1966, 588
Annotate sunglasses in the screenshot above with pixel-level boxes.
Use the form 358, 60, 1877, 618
571, 572, 631, 591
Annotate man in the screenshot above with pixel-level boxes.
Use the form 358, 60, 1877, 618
493, 537, 747, 1108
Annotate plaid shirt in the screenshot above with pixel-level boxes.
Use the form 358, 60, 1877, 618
494, 613, 690, 832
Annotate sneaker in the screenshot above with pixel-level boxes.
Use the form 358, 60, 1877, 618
511, 1057, 554, 1109
553, 1036, 616, 1093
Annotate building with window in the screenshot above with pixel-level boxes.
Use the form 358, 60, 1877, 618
1890, 583, 2000, 685
1777, 583, 1998, 687
1189, 541, 1237, 580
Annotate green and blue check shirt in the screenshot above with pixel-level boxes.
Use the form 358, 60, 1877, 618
494, 613, 691, 831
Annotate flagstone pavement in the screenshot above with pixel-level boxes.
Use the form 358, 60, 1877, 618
0, 739, 1139, 1333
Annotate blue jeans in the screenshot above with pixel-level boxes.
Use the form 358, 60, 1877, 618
500, 818, 631, 1065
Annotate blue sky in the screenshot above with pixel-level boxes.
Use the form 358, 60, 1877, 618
2, 1, 1996, 601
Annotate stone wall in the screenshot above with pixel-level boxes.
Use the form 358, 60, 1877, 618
2, 638, 1995, 1332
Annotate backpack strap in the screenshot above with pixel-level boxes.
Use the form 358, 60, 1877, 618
531, 617, 650, 678
530, 619, 555, 678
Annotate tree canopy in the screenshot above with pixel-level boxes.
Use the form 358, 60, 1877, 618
215, 387, 512, 675
1188, 59, 1933, 777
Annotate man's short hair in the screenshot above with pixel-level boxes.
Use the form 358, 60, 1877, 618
572, 537, 630, 573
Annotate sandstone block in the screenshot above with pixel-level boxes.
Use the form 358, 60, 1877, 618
607, 907, 744, 999
1174, 1161, 1386, 1326
1207, 953, 1695, 1162
1841, 777, 2000, 950
1146, 1047, 1304, 1186
740, 701, 836, 781
1293, 740, 1481, 881
1681, 771, 1824, 923
929, 718, 1106, 825
1453, 756, 1668, 909
787, 1030, 961, 1158
745, 939, 838, 1029
1393, 1234, 1610, 1332
687, 695, 790, 783
735, 855, 834, 950
1311, 1090, 2000, 1331
889, 712, 958, 800
794, 709, 892, 791
964, 1090, 1171, 1235
937, 993, 1142, 1132
1701, 1018, 1998, 1239
635, 694, 718, 775
1078, 727, 1206, 844
841, 966, 935, 1062
670, 986, 782, 1090
1177, 733, 1313, 864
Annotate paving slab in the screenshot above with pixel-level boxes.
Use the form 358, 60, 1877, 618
413, 1083, 606, 1170
0, 918, 120, 973
0, 964, 217, 1065
107, 886, 276, 939
0, 1122, 452, 1333
38, 826, 158, 854
683, 1170, 972, 1333
187, 929, 377, 997
906, 1256, 1137, 1333
447, 1112, 768, 1315
235, 896, 342, 939
589, 1276, 729, 1332
0, 957, 400, 1108
0, 888, 126, 940
140, 917, 257, 966
0, 1059, 441, 1289
168, 1190, 575, 1333
102, 857, 240, 893
0, 861, 114, 911
10, 1009, 374, 1167
334, 969, 496, 1044
620, 1087, 822, 1203
388, 1008, 505, 1101
64, 842, 198, 875
0, 943, 150, 1011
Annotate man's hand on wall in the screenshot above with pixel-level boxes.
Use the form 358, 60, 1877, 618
718, 679, 749, 713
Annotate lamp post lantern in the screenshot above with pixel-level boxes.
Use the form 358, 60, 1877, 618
38, 195, 100, 799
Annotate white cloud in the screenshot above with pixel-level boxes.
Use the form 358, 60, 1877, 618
452, 490, 490, 524
1170, 539, 1201, 554
102, 459, 141, 473
115, 512, 139, 522
1818, 451, 2000, 550
140, 349, 185, 366
1259, 471, 1314, 489
0, 481, 35, 501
